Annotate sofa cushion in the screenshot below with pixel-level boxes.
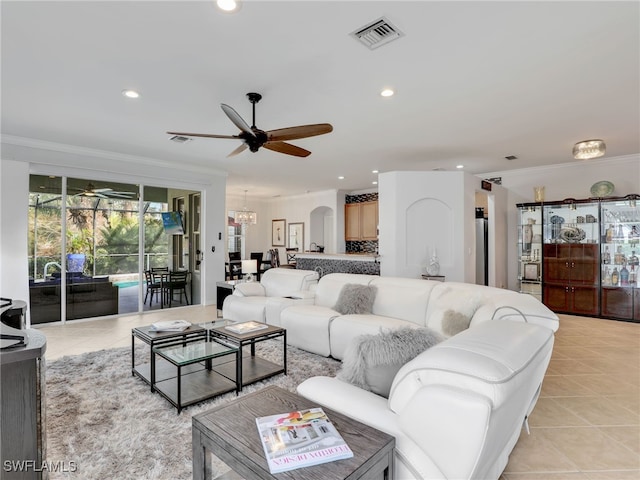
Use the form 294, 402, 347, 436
338, 326, 443, 398
369, 277, 437, 326
424, 283, 486, 336
260, 268, 319, 297
334, 284, 377, 315
313, 273, 376, 308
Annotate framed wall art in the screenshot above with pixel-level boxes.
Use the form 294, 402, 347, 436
272, 219, 286, 247
288, 222, 304, 250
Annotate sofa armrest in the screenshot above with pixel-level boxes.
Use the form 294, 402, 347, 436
233, 282, 266, 297
398, 385, 491, 480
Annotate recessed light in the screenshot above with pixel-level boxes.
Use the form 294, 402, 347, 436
217, 0, 241, 12
122, 89, 140, 99
380, 88, 394, 97
456, 165, 464, 169
372, 181, 378, 185
338, 176, 345, 180
372, 170, 379, 174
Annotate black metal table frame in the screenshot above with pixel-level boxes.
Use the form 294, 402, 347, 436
131, 325, 207, 392
208, 325, 287, 391
152, 339, 239, 414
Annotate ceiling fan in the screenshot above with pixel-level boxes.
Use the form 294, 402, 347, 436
71, 183, 136, 199
167, 92, 333, 158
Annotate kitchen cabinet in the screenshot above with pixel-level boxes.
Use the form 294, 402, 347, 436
345, 201, 378, 241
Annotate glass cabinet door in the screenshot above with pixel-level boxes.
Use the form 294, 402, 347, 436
600, 196, 639, 320
517, 204, 542, 300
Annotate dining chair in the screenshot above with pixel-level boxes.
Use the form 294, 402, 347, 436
228, 252, 242, 280
250, 252, 264, 280
285, 248, 298, 264
164, 271, 189, 307
144, 270, 163, 306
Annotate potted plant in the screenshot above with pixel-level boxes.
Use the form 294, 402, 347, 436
66, 228, 92, 274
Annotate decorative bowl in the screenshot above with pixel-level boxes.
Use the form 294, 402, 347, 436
560, 227, 586, 243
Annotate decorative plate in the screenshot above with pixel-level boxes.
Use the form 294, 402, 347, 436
590, 181, 614, 197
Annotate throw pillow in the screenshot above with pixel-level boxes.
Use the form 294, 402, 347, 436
337, 326, 443, 398
333, 284, 377, 315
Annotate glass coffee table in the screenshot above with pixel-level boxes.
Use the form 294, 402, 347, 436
152, 340, 239, 414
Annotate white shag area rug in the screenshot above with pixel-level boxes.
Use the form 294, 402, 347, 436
45, 340, 341, 479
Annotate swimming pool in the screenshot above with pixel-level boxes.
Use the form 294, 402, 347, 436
114, 281, 139, 288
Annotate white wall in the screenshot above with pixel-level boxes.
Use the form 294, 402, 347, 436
239, 190, 344, 261
1, 141, 228, 319
378, 171, 508, 285
482, 154, 640, 291
0, 159, 30, 305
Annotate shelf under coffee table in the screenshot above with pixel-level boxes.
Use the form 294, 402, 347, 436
153, 341, 239, 414
206, 322, 286, 391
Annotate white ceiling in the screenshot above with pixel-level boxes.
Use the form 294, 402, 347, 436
2, 1, 639, 199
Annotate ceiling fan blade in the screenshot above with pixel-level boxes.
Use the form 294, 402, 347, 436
166, 131, 240, 140
107, 193, 135, 198
220, 104, 256, 137
263, 141, 311, 158
92, 188, 112, 193
227, 143, 248, 158
266, 123, 333, 142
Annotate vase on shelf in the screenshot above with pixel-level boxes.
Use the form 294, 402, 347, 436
426, 249, 440, 276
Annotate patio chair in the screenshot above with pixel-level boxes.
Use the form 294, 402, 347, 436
144, 270, 163, 306
164, 271, 190, 307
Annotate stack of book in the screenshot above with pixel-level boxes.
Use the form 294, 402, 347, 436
149, 320, 191, 332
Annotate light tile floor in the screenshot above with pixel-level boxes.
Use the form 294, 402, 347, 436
35, 310, 639, 478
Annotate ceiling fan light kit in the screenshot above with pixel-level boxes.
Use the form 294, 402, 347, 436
573, 139, 606, 160
167, 92, 332, 158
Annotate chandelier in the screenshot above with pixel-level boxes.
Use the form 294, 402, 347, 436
235, 190, 257, 225
573, 139, 606, 160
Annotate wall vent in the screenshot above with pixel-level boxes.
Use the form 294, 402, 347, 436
169, 135, 192, 143
350, 17, 404, 50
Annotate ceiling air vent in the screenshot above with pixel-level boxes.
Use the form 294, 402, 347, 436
169, 135, 192, 143
350, 17, 404, 50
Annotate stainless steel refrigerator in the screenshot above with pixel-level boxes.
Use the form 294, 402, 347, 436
475, 214, 488, 286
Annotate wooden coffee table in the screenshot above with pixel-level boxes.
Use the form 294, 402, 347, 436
192, 386, 395, 480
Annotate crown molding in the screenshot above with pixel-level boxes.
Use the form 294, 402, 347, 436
480, 154, 639, 179
0, 134, 227, 177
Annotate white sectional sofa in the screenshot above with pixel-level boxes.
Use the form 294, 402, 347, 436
221, 267, 319, 324
278, 273, 558, 359
286, 273, 559, 480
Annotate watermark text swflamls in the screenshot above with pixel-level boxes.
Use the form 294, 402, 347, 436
3, 460, 78, 473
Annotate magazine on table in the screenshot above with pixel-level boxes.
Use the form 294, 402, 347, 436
224, 321, 268, 334
255, 407, 353, 474
149, 320, 191, 332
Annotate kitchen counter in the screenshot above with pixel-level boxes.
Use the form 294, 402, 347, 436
295, 252, 380, 276
296, 252, 379, 262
